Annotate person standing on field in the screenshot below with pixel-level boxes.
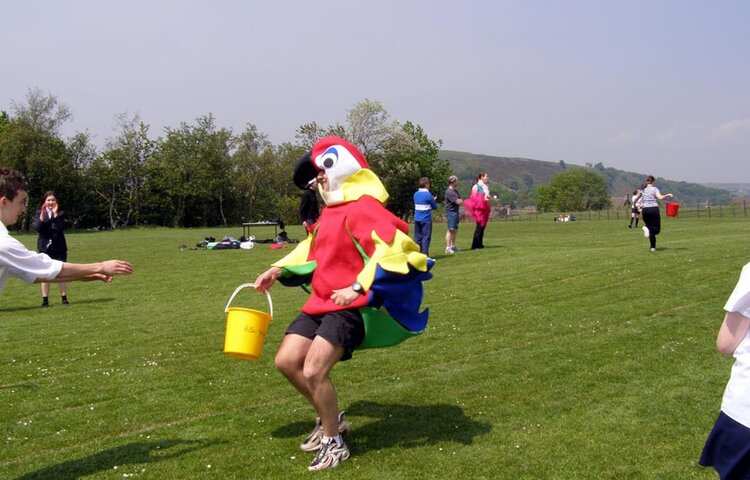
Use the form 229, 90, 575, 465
444, 175, 462, 254
465, 172, 491, 250
628, 188, 642, 229
34, 191, 69, 307
412, 177, 437, 256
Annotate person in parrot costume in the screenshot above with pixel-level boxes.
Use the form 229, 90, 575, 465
253, 136, 433, 472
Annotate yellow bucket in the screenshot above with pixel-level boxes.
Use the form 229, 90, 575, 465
223, 283, 273, 360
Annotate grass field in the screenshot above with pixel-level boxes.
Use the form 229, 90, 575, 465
2, 216, 749, 479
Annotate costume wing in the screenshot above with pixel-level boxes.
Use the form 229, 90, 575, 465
352, 223, 434, 349
274, 232, 316, 289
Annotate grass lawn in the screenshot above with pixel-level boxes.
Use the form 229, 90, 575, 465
2, 215, 749, 479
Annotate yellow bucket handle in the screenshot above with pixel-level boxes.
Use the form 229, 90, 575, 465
224, 283, 273, 318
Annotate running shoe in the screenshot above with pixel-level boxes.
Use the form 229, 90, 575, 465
642, 226, 649, 238
300, 411, 350, 452
308, 439, 350, 472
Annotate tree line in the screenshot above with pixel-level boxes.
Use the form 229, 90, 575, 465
0, 89, 450, 231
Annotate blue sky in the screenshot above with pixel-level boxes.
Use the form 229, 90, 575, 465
2, 0, 748, 183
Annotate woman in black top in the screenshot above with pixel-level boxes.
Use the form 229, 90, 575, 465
34, 191, 69, 306
299, 178, 320, 230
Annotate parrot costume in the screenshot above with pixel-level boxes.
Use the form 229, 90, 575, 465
272, 137, 434, 349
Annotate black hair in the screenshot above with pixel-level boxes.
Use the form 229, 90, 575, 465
0, 167, 28, 201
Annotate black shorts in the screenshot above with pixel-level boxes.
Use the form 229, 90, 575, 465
286, 309, 365, 361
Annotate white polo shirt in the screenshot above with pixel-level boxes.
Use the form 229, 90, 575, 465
0, 221, 63, 294
721, 262, 750, 428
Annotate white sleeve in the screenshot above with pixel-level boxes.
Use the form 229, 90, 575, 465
725, 263, 750, 317
0, 236, 63, 283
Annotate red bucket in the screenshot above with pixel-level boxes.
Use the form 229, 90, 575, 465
665, 202, 680, 217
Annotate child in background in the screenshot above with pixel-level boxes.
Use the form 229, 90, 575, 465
628, 189, 642, 229
34, 191, 69, 306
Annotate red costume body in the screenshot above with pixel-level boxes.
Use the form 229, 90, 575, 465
300, 195, 408, 315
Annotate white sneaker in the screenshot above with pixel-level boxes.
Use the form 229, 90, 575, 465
650, 248, 656, 252
300, 412, 350, 452
445, 247, 454, 254
308, 439, 350, 471
642, 226, 649, 238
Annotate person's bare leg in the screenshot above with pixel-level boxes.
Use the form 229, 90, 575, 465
275, 334, 314, 404
41, 282, 50, 298
303, 336, 344, 437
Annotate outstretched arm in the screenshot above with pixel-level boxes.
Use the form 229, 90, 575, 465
37, 260, 133, 284
656, 192, 674, 200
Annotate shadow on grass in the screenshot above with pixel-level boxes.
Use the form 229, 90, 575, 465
272, 401, 491, 453
0, 382, 38, 390
0, 298, 115, 313
432, 246, 504, 259
654, 246, 688, 252
13, 438, 221, 480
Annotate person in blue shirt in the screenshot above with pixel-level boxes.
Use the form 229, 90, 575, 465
413, 177, 438, 255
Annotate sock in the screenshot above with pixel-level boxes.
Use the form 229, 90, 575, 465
322, 434, 343, 446
42, 296, 49, 305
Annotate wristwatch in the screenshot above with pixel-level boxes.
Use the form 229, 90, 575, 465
351, 281, 366, 295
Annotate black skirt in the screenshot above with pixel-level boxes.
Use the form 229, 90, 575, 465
699, 411, 750, 479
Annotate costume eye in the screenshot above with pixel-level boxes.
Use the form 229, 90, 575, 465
318, 147, 338, 170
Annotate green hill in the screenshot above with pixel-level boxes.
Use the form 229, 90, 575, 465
439, 150, 732, 207
703, 183, 750, 196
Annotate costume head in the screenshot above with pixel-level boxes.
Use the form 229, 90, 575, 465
293, 136, 387, 206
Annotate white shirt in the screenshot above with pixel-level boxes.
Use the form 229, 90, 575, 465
721, 262, 750, 427
474, 180, 490, 199
0, 221, 63, 294
631, 193, 642, 208
640, 185, 661, 208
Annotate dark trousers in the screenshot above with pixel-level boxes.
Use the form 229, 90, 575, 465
414, 221, 433, 255
471, 223, 485, 249
641, 206, 661, 249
